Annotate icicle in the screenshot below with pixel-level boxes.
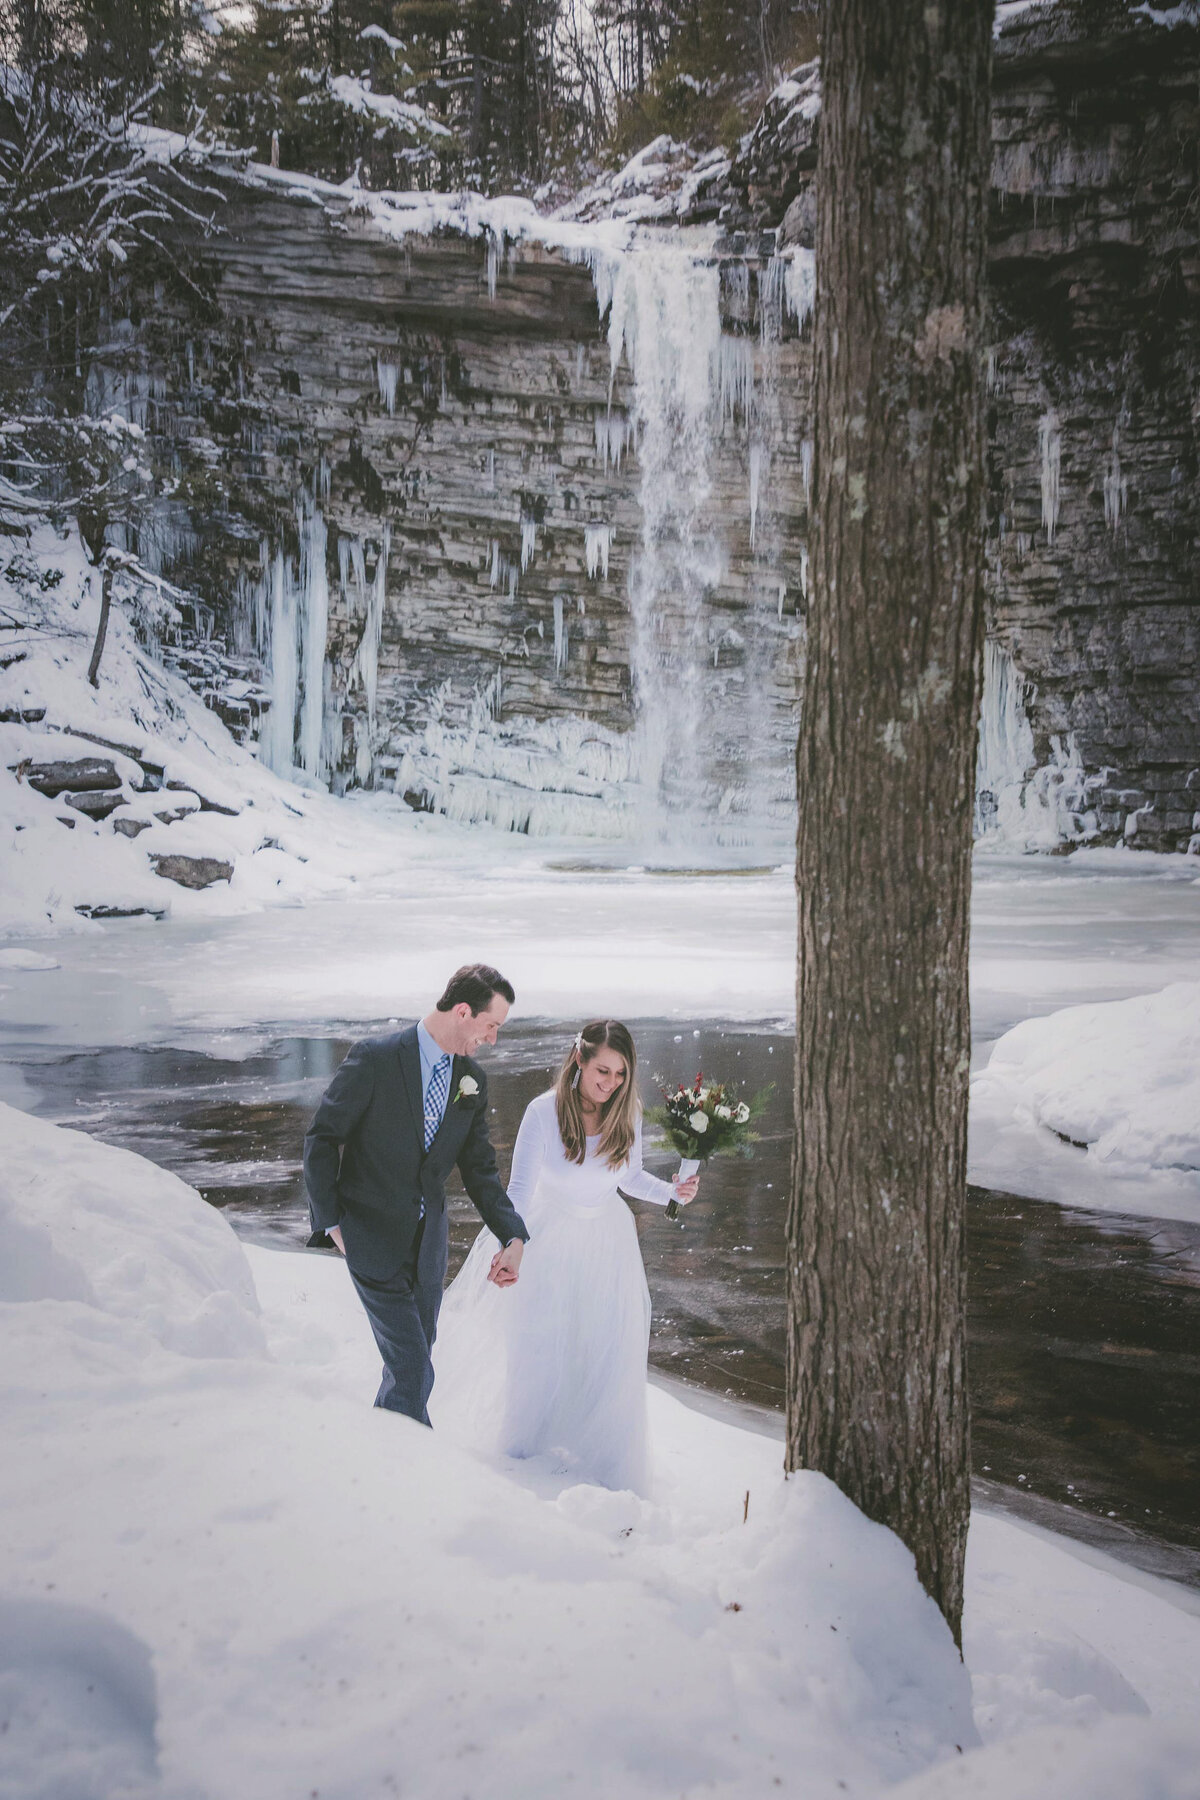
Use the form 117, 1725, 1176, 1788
258, 548, 299, 774
777, 582, 787, 620
489, 540, 502, 588
798, 544, 808, 600
350, 524, 389, 770
749, 444, 764, 550
349, 537, 367, 598
486, 230, 501, 301
594, 409, 629, 472
297, 501, 330, 779
800, 438, 813, 505
377, 359, 399, 416
553, 595, 568, 672
1103, 423, 1126, 534
975, 640, 1034, 839
520, 516, 538, 573
716, 334, 754, 426
338, 536, 352, 593
723, 262, 751, 327
1039, 408, 1061, 545
186, 340, 195, 385
584, 522, 612, 580
759, 255, 787, 345
783, 248, 816, 328
485, 449, 496, 491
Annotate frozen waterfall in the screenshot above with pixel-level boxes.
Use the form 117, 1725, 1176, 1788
250, 495, 332, 783
976, 640, 1093, 848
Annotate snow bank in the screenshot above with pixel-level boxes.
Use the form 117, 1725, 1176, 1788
3, 1114, 1199, 1798
894, 1717, 1200, 1800
0, 1102, 262, 1359
970, 983, 1200, 1224
0, 1109, 982, 1799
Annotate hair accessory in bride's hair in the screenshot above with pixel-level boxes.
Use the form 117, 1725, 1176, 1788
573, 1031, 584, 1054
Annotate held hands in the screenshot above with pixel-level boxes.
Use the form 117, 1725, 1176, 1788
488, 1239, 524, 1288
329, 1225, 346, 1255
673, 1175, 700, 1206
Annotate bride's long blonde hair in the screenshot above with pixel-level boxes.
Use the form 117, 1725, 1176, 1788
555, 1019, 639, 1169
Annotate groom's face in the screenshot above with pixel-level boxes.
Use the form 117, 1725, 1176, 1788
454, 995, 510, 1056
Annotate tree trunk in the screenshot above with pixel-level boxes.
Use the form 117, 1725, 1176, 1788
786, 0, 992, 1646
87, 562, 113, 689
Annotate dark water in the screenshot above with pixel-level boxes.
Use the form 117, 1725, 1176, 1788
6, 1020, 1199, 1586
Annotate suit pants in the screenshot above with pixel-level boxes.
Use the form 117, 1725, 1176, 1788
348, 1222, 440, 1426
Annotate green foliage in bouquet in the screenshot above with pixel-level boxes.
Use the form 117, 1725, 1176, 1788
646, 1074, 773, 1163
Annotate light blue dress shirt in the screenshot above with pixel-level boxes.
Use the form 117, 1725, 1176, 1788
416, 1019, 452, 1133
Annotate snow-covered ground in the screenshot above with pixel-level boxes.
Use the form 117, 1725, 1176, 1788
970, 983, 1200, 1226
3, 1105, 1198, 1800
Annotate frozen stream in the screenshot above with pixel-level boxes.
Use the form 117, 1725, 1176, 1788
1, 843, 1197, 1584
5, 1016, 1199, 1590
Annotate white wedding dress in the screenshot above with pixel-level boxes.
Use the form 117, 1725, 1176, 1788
430, 1089, 675, 1495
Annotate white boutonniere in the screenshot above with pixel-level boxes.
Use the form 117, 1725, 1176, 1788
454, 1074, 479, 1105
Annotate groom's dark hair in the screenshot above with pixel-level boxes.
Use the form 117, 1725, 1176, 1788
436, 963, 515, 1015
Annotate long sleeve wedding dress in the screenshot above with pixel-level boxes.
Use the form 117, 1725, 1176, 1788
430, 1089, 675, 1495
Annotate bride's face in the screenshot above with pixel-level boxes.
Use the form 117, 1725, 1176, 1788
578, 1047, 627, 1112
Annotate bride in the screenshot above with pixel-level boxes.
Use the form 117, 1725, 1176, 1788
431, 1019, 699, 1495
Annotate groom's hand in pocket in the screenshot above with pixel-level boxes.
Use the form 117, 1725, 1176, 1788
487, 1239, 524, 1288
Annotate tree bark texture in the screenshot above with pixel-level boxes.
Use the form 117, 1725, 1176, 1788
786, 0, 992, 1644
87, 562, 113, 689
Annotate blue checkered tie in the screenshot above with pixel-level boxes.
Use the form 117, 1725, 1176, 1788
424, 1053, 451, 1151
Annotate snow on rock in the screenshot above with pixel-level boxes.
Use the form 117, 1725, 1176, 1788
0, 1103, 263, 1360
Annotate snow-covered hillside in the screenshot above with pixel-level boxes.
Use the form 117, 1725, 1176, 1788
0, 514, 435, 938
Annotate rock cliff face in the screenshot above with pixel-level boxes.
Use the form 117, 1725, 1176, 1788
724, 1, 1200, 852
91, 0, 1198, 853
96, 187, 811, 849
984, 3, 1200, 851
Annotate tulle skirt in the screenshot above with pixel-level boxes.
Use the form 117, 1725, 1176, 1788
431, 1190, 653, 1496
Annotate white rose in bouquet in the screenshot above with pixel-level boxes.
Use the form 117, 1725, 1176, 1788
735, 1102, 750, 1124
689, 1110, 709, 1133
715, 1104, 732, 1120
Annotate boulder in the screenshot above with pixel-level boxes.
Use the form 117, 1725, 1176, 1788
150, 854, 234, 890
64, 790, 127, 820
20, 758, 121, 797
112, 816, 152, 839
75, 903, 167, 919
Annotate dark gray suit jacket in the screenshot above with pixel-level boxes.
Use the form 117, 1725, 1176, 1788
302, 1025, 529, 1285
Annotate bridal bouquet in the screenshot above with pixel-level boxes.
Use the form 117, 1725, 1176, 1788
647, 1073, 772, 1220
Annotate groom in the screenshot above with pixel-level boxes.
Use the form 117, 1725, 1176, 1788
303, 963, 529, 1425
